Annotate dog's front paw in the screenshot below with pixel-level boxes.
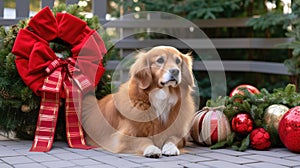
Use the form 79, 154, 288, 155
143, 145, 162, 158
162, 142, 180, 156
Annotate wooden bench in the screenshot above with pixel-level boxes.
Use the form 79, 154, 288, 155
0, 0, 291, 76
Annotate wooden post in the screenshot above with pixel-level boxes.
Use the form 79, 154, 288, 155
0, 0, 4, 18
16, 0, 30, 18
92, 0, 107, 24
41, 0, 55, 9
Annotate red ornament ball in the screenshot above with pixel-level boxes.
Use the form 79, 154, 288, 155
229, 84, 260, 97
190, 108, 231, 146
250, 128, 271, 150
231, 113, 253, 134
278, 106, 300, 153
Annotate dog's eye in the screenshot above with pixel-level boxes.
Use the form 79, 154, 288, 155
176, 58, 181, 64
156, 57, 164, 64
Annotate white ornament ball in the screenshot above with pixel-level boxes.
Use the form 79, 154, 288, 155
190, 108, 231, 146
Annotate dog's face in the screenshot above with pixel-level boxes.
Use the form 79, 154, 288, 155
149, 47, 182, 88
130, 46, 194, 89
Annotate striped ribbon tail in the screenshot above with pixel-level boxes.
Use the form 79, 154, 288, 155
30, 69, 62, 152
30, 60, 93, 152
64, 76, 92, 149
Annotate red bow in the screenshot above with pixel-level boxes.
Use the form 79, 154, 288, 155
12, 7, 106, 152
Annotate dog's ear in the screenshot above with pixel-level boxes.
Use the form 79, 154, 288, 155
130, 52, 152, 89
181, 52, 195, 87
134, 68, 152, 89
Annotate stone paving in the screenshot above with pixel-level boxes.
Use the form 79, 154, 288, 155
0, 136, 300, 168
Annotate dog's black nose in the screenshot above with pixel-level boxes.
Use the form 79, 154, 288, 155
169, 69, 179, 78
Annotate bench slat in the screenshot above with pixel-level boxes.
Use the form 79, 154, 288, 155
103, 17, 251, 28
105, 60, 290, 75
113, 38, 294, 49
66, 0, 79, 6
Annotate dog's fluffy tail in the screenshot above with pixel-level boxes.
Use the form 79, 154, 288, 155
81, 94, 120, 153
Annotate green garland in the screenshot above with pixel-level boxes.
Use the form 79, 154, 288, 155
0, 4, 113, 139
207, 84, 300, 151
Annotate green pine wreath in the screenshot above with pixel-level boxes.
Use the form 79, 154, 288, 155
0, 4, 113, 139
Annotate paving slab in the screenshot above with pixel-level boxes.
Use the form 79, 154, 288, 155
41, 160, 76, 168
70, 158, 101, 166
141, 160, 189, 168
91, 155, 141, 168
1, 156, 34, 165
0, 146, 21, 157
180, 162, 209, 168
13, 162, 47, 168
0, 139, 300, 168
242, 154, 300, 167
196, 152, 258, 164
200, 160, 253, 168
246, 162, 288, 168
27, 153, 60, 162
0, 163, 13, 168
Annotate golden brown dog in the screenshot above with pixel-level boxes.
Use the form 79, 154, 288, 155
82, 46, 196, 158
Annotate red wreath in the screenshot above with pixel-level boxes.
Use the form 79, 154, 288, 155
12, 7, 107, 152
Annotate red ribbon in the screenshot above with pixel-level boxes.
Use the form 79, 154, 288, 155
12, 7, 106, 152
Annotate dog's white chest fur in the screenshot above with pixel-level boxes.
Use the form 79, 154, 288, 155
149, 88, 178, 124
